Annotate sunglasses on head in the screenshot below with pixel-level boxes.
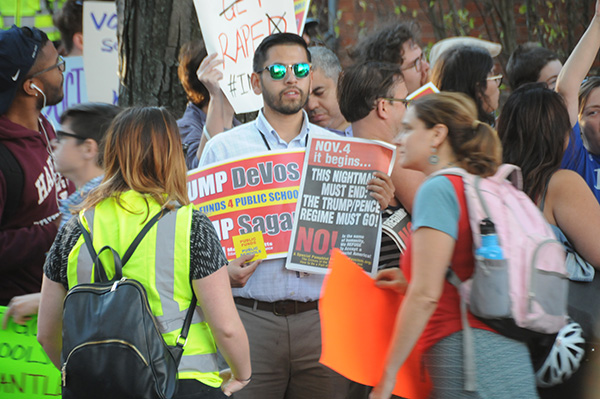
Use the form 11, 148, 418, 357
258, 63, 311, 80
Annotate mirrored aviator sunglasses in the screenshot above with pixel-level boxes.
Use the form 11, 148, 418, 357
262, 63, 311, 80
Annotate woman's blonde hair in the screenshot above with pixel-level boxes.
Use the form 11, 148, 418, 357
411, 92, 502, 176
82, 106, 190, 213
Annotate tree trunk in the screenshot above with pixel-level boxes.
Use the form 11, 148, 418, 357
116, 0, 201, 118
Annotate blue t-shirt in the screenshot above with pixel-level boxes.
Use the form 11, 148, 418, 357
561, 122, 600, 204
412, 175, 460, 239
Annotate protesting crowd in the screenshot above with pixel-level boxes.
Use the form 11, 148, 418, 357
1, 0, 600, 398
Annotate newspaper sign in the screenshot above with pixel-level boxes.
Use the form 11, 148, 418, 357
83, 1, 119, 104
43, 56, 89, 127
0, 307, 61, 398
187, 149, 304, 260
193, 0, 297, 114
286, 135, 396, 275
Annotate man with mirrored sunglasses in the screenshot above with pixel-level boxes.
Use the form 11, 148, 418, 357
0, 25, 73, 320
199, 32, 395, 399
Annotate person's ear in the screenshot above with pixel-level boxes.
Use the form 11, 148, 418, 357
72, 32, 84, 53
251, 72, 262, 95
80, 139, 99, 161
431, 123, 449, 146
23, 79, 40, 97
375, 98, 387, 119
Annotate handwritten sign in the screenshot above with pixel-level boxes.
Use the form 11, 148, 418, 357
193, 0, 297, 114
286, 135, 395, 275
187, 149, 304, 260
83, 1, 119, 104
294, 0, 311, 35
0, 307, 61, 398
42, 56, 89, 127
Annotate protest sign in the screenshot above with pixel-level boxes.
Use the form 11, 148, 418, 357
286, 135, 395, 275
294, 0, 311, 35
187, 149, 304, 260
407, 81, 439, 101
0, 307, 61, 398
193, 0, 297, 114
43, 56, 89, 127
83, 1, 119, 104
319, 250, 431, 399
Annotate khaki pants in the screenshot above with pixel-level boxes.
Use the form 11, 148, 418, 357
233, 303, 350, 399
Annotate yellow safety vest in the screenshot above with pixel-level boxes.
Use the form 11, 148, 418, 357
67, 190, 221, 387
0, 0, 64, 41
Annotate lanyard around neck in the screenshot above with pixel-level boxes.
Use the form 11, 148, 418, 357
258, 128, 309, 151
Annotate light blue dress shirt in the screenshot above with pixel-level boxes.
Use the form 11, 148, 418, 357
199, 109, 337, 302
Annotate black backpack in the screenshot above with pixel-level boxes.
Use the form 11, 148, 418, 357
62, 209, 196, 399
0, 142, 24, 225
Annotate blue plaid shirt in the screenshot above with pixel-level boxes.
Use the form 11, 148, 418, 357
58, 175, 103, 230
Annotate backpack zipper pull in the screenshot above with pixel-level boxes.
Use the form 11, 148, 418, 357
111, 277, 127, 292
62, 363, 67, 386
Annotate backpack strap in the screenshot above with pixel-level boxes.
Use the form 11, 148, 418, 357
77, 207, 196, 356
0, 142, 24, 225
445, 174, 478, 392
446, 269, 477, 392
77, 208, 170, 282
491, 164, 523, 190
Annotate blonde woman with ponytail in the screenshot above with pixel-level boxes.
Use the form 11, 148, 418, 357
370, 93, 538, 399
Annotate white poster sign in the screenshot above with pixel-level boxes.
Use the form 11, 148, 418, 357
43, 56, 89, 127
193, 0, 297, 114
83, 1, 119, 104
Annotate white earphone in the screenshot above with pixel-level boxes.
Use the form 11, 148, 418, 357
29, 82, 47, 108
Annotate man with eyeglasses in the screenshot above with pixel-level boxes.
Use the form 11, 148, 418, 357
199, 32, 393, 399
351, 22, 430, 95
336, 60, 425, 398
0, 25, 72, 320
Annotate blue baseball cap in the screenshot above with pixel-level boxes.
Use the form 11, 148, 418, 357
0, 25, 45, 115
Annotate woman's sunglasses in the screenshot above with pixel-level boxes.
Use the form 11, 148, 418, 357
258, 63, 311, 80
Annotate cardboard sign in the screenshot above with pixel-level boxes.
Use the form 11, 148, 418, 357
0, 307, 61, 398
319, 250, 431, 399
187, 149, 304, 260
83, 1, 119, 104
193, 0, 297, 114
43, 56, 89, 127
286, 135, 395, 275
294, 0, 311, 35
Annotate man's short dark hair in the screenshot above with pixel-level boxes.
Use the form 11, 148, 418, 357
177, 41, 210, 109
350, 22, 417, 65
253, 33, 311, 73
53, 0, 83, 54
506, 43, 560, 90
60, 102, 122, 167
338, 61, 404, 123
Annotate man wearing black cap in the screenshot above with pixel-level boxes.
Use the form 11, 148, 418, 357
0, 25, 71, 312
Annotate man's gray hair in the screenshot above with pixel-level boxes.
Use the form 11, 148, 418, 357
308, 46, 342, 83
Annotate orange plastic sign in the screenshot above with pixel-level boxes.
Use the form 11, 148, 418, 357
319, 249, 431, 398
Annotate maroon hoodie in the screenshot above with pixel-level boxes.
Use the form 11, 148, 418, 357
0, 114, 73, 305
